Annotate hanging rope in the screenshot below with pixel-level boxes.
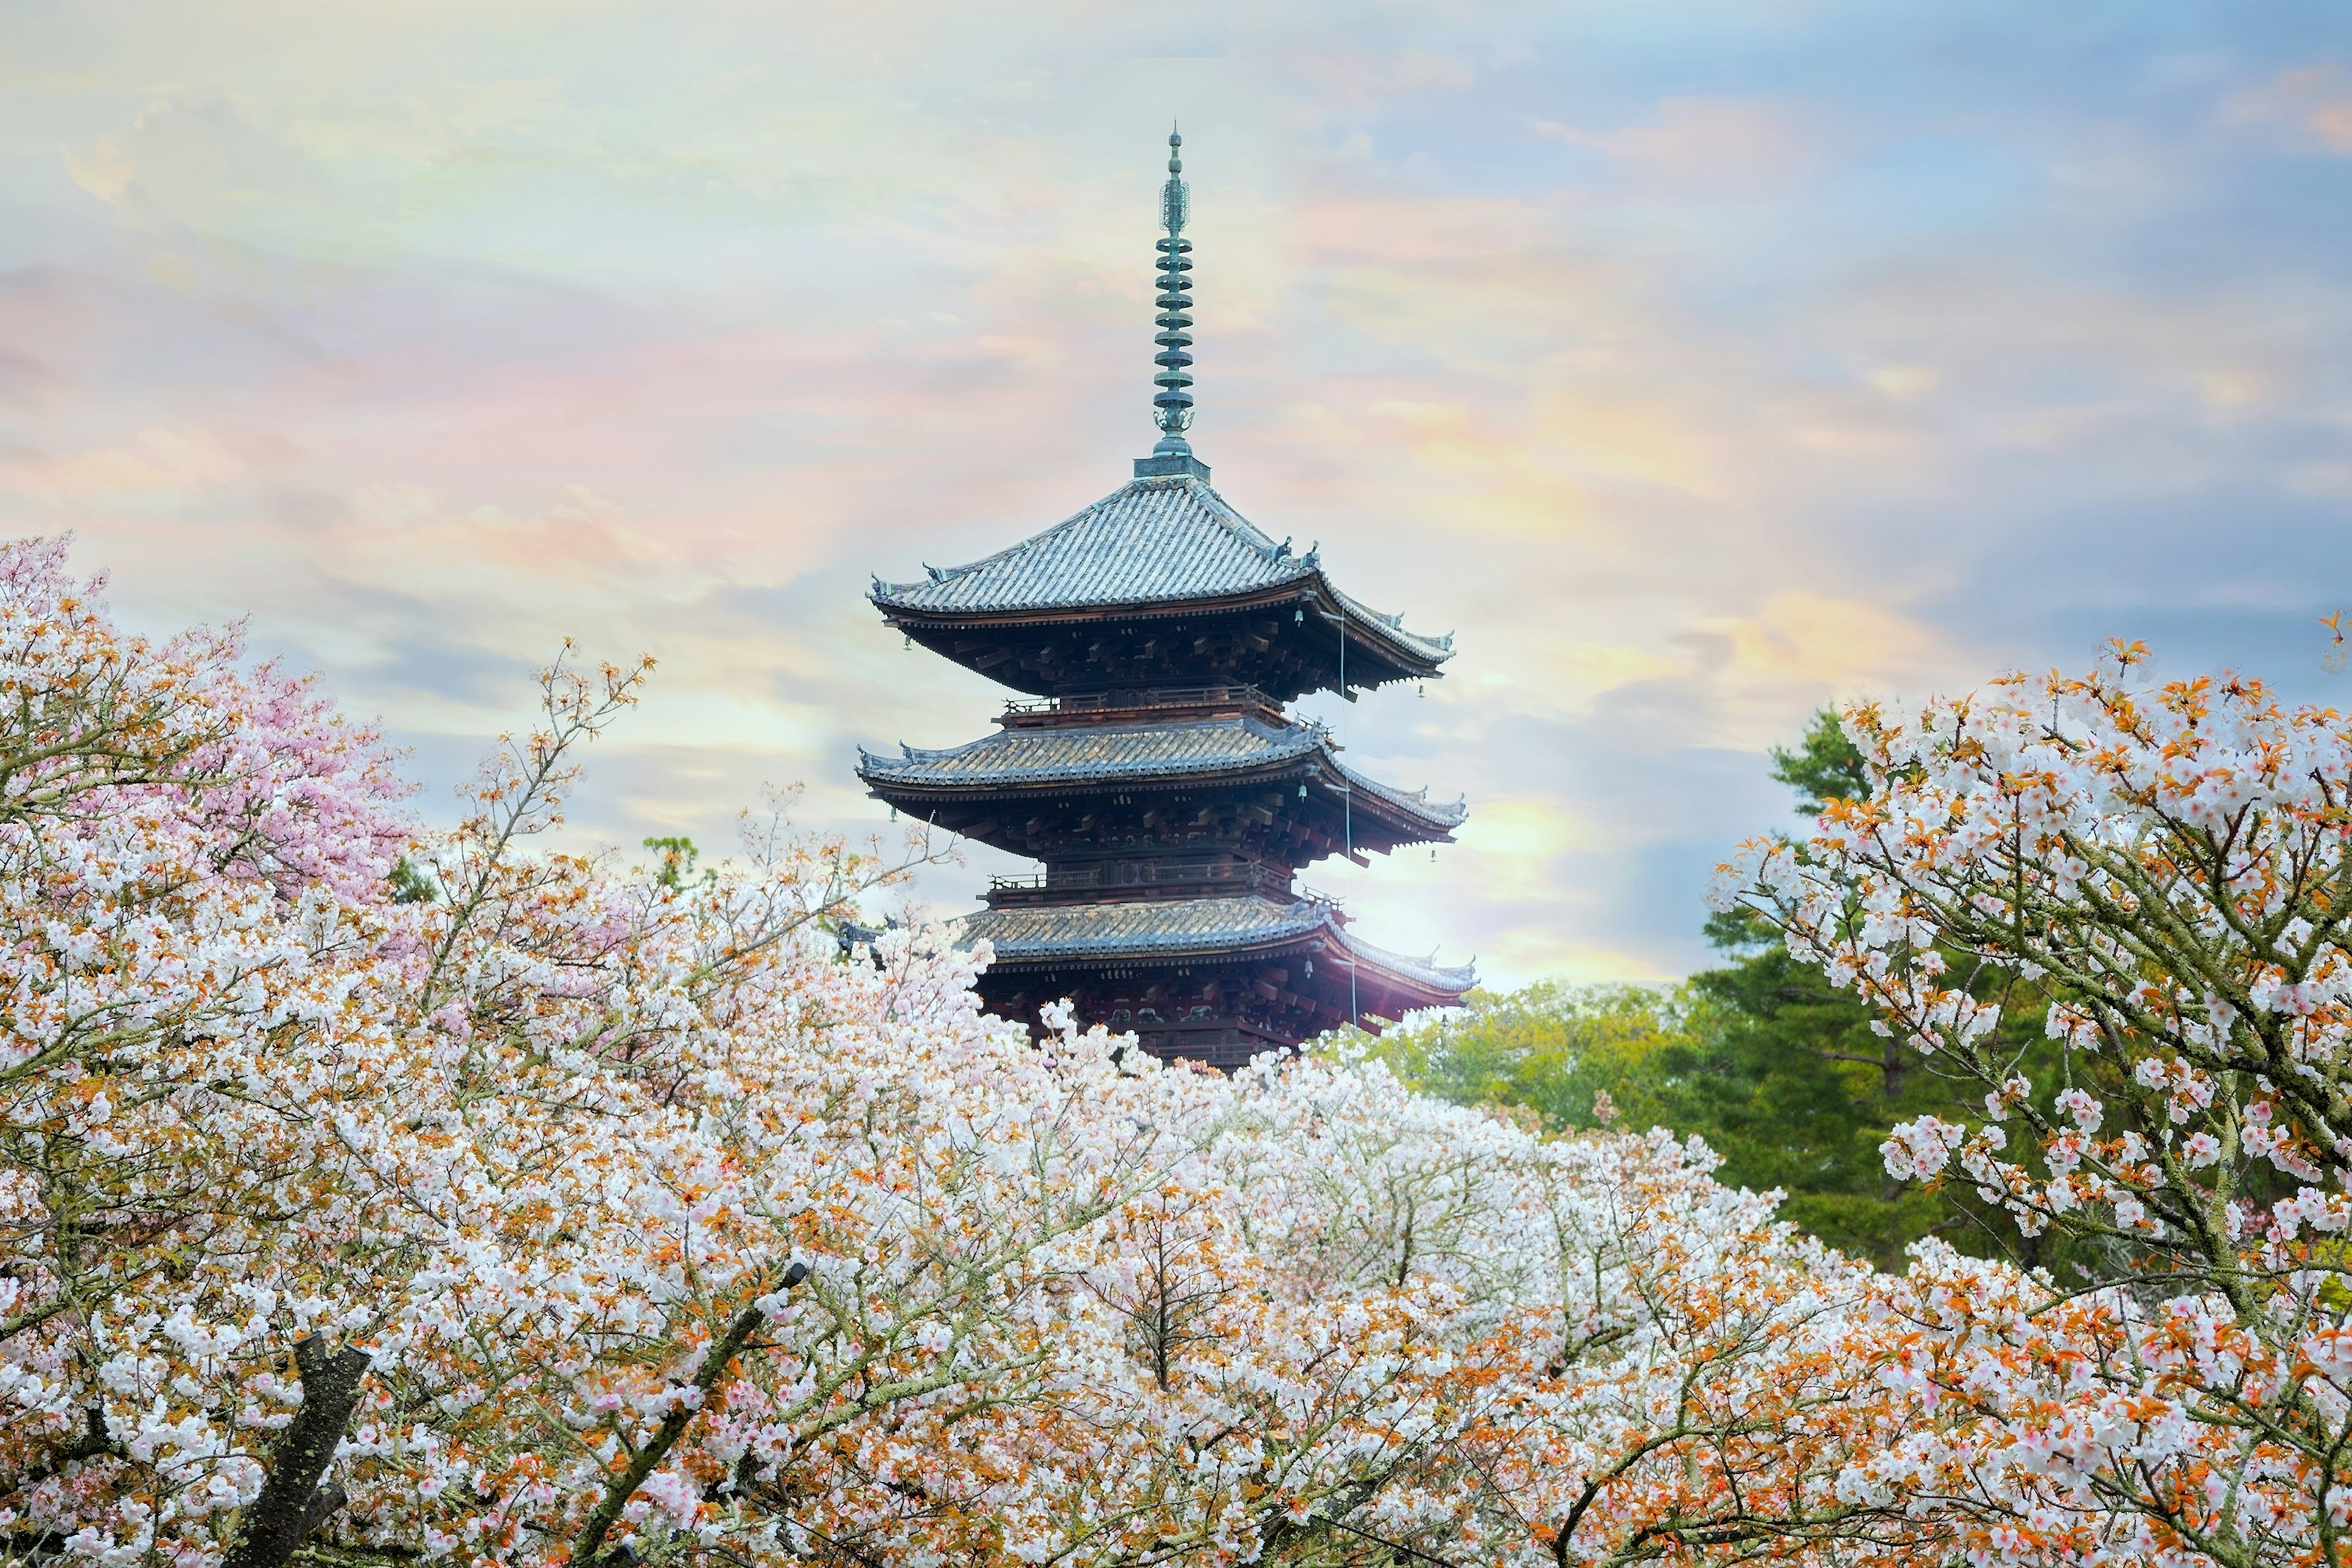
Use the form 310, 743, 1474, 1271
1317, 603, 1361, 1029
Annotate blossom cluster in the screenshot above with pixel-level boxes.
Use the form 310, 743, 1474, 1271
23, 538, 2352, 1566
1, 540, 1921, 1568
1717, 644, 2352, 1565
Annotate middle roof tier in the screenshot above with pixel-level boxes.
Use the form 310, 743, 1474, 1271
857, 707, 1464, 867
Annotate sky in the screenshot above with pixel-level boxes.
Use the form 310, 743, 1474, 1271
4, 1, 2351, 989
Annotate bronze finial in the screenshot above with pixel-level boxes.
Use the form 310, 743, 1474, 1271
1150, 125, 1195, 458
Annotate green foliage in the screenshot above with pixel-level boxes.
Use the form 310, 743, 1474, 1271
643, 835, 702, 890
1371, 968, 1949, 1266
1766, 706, 1869, 817
1673, 910, 1950, 1268
1366, 982, 1704, 1134
1384, 706, 2081, 1275
388, 856, 439, 905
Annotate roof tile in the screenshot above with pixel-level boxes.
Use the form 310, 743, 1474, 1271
959, 894, 1475, 994
857, 714, 1467, 832
872, 475, 1452, 666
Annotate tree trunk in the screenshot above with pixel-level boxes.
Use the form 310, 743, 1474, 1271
222, 1335, 372, 1568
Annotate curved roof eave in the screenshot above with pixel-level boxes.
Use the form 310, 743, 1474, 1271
876, 577, 1455, 674
1336, 925, 1477, 996
1327, 756, 1469, 832
854, 714, 1320, 788
1313, 579, 1455, 669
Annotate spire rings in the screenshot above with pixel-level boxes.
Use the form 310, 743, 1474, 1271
1150, 126, 1195, 456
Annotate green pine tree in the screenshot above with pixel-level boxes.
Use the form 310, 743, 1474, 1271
1670, 709, 2071, 1269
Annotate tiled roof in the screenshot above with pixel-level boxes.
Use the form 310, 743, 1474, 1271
857, 715, 1467, 833
965, 894, 1324, 961
1338, 927, 1479, 995
960, 894, 1474, 996
865, 713, 1311, 784
871, 475, 1452, 668
1338, 763, 1469, 830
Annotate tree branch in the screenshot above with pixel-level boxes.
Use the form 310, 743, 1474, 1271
223, 1335, 374, 1568
572, 1261, 809, 1568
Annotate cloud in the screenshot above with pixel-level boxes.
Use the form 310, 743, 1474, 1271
1534, 97, 1822, 195
2285, 461, 2352, 499
1683, 593, 1949, 744
1282, 44, 1479, 112
63, 94, 345, 241
2222, 65, 2352, 155
7, 0, 2350, 993
2, 428, 252, 503
1444, 797, 1588, 899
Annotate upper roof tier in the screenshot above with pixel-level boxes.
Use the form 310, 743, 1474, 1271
870, 475, 1452, 699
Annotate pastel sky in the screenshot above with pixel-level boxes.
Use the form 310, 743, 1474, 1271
6, 1, 2351, 987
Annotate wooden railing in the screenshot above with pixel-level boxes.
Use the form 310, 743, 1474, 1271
1000, 684, 1280, 723
989, 859, 1294, 896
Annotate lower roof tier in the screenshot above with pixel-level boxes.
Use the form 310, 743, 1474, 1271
858, 711, 1464, 862
960, 892, 1474, 1014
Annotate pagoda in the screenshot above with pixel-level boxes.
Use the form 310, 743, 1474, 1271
859, 130, 1473, 1068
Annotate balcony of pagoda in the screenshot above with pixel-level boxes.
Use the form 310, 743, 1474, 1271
997, 682, 1286, 730
984, 855, 1295, 908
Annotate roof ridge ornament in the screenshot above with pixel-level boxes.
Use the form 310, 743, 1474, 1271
1134, 124, 1212, 483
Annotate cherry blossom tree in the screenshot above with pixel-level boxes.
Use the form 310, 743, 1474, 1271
0, 539, 1177, 1568
944, 1055, 1929, 1568
1719, 644, 2352, 1567
4, 535, 1951, 1568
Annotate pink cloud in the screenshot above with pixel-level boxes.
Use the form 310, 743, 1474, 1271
2222, 65, 2352, 154
1534, 97, 1822, 195
7, 4, 2348, 991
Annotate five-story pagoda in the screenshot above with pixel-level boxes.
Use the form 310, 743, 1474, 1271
860, 130, 1472, 1068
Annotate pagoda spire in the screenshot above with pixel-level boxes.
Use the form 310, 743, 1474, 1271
859, 123, 1473, 1066
1138, 126, 1207, 479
